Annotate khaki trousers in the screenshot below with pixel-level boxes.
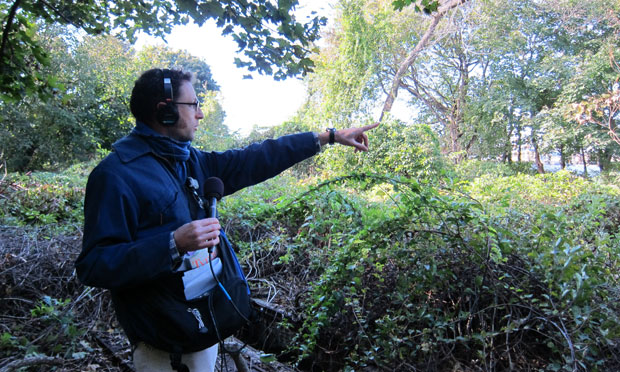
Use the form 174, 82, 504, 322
133, 342, 218, 372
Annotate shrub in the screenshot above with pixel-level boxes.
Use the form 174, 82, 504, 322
453, 159, 537, 180
318, 120, 446, 181
224, 173, 620, 371
0, 165, 89, 227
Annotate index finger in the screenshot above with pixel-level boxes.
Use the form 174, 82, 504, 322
197, 217, 220, 226
361, 122, 380, 131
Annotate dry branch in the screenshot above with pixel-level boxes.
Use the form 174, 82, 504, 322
0, 355, 64, 372
225, 336, 296, 372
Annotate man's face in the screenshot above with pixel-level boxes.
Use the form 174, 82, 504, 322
165, 81, 204, 142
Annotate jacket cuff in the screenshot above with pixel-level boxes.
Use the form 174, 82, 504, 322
312, 132, 322, 153
169, 231, 182, 269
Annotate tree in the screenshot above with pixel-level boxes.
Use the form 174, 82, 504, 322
455, 0, 618, 170
302, 0, 471, 161
574, 86, 620, 146
536, 1, 620, 171
392, 7, 478, 161
301, 0, 445, 125
379, 0, 469, 122
302, 0, 386, 127
193, 90, 236, 152
566, 52, 620, 171
564, 10, 620, 152
302, 0, 616, 170
0, 26, 223, 171
71, 35, 138, 150
134, 45, 220, 96
0, 27, 137, 170
0, 0, 327, 101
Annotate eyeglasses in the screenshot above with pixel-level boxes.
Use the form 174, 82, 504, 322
174, 101, 200, 111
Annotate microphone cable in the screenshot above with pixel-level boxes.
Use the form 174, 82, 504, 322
208, 239, 251, 368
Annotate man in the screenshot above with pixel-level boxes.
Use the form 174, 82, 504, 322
75, 68, 378, 371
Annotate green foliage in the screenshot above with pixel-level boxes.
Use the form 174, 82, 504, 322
301, 0, 426, 127
0, 0, 327, 100
6, 296, 87, 358
222, 170, 620, 370
306, 0, 619, 166
1, 295, 87, 359
242, 119, 314, 146
599, 170, 620, 186
392, 0, 439, 13
466, 0, 619, 161
236, 119, 319, 175
134, 45, 220, 95
0, 28, 132, 171
0, 331, 24, 352
2, 151, 619, 370
69, 34, 138, 151
0, 165, 89, 228
548, 40, 620, 165
319, 120, 446, 180
305, 0, 383, 123
193, 91, 236, 152
0, 6, 53, 102
0, 26, 226, 172
452, 159, 537, 180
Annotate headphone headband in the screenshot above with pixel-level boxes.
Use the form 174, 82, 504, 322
162, 69, 173, 102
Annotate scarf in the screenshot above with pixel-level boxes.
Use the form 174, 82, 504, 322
132, 121, 190, 181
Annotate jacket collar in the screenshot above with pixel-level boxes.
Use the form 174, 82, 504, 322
112, 134, 154, 163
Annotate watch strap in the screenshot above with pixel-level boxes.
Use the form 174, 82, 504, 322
326, 128, 336, 145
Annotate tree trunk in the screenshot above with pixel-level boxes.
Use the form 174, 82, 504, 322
452, 42, 470, 162
559, 145, 566, 169
448, 117, 462, 156
581, 147, 588, 177
597, 148, 612, 172
531, 136, 544, 174
503, 137, 512, 164
517, 126, 522, 162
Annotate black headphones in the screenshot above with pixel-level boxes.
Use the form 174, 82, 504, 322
156, 69, 179, 126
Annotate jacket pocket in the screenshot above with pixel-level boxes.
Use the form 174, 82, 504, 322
140, 190, 185, 227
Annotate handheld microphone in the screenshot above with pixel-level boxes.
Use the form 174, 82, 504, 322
203, 177, 224, 218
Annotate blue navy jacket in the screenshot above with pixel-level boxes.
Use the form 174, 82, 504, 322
75, 131, 317, 340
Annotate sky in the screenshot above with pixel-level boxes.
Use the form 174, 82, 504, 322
136, 2, 336, 135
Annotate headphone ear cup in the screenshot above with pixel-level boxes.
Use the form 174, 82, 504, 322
157, 102, 179, 126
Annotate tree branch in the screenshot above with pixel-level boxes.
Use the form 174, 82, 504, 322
0, 0, 22, 68
379, 0, 468, 122
37, 0, 80, 26
0, 356, 64, 372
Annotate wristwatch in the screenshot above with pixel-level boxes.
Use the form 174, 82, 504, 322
169, 231, 182, 267
326, 127, 336, 145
